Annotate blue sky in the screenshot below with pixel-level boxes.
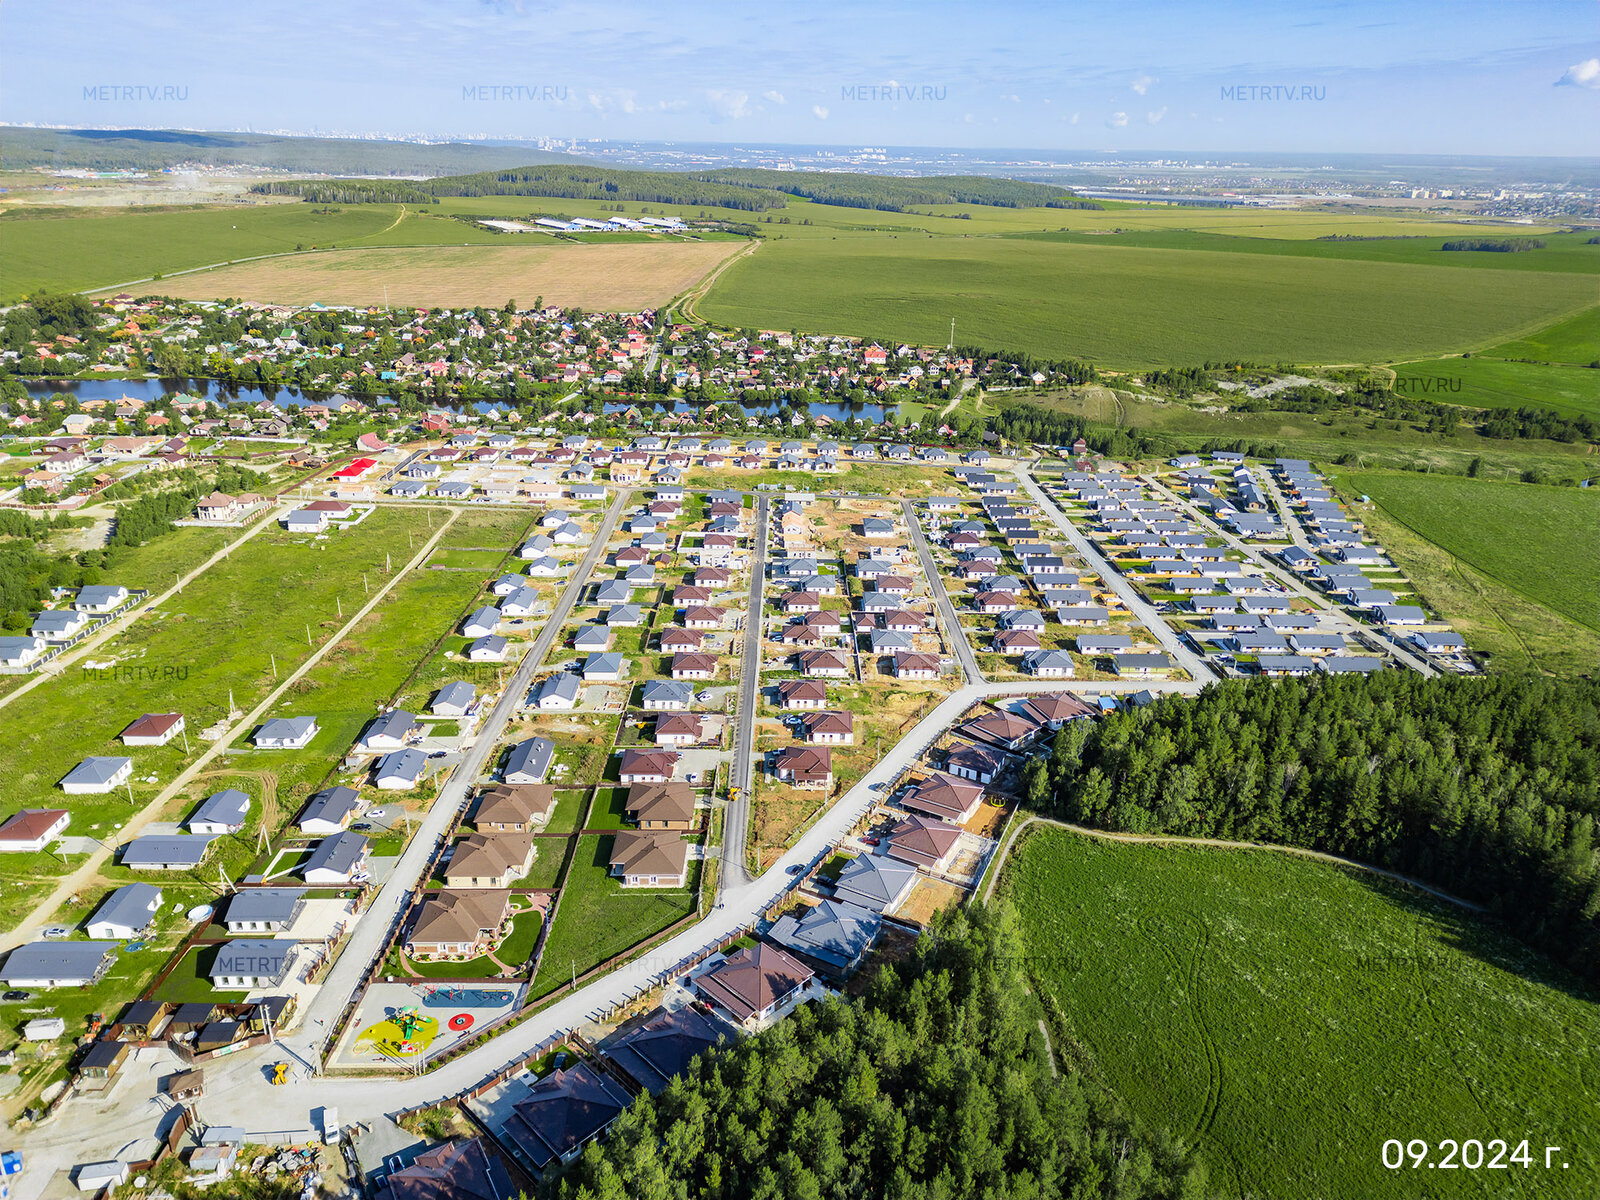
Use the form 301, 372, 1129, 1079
4, 0, 1597, 155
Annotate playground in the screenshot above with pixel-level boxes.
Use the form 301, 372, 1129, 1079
326, 980, 527, 1071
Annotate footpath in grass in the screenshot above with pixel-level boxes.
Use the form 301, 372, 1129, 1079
1004, 827, 1600, 1200
1339, 471, 1599, 631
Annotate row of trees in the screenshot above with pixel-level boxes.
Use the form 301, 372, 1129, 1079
1025, 674, 1600, 983
556, 904, 1203, 1200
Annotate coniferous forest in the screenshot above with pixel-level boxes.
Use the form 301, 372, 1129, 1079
1030, 673, 1600, 982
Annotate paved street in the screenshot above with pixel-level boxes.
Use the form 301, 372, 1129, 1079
720, 493, 768, 894
902, 496, 983, 683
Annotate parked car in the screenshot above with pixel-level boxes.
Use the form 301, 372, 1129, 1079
1, 991, 32, 1002
41, 926, 69, 940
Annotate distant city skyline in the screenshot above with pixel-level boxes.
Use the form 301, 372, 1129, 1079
4, 0, 1597, 157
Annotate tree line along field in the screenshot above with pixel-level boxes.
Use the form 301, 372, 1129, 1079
1003, 827, 1600, 1200
1335, 471, 1599, 631
695, 233, 1595, 367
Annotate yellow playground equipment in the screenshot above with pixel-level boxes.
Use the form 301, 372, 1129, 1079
270, 1062, 289, 1085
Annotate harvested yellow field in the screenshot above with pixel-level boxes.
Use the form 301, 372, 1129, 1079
145, 241, 746, 309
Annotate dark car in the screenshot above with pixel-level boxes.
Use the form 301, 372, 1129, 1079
2, 990, 31, 1002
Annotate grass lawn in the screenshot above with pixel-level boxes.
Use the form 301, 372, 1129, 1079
583, 787, 630, 831
1335, 472, 1599, 631
1483, 305, 1600, 365
496, 906, 544, 969
529, 834, 697, 999
1385, 356, 1600, 421
699, 232, 1597, 368
1003, 828, 1600, 1200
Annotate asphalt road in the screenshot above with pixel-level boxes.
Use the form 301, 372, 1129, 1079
901, 496, 983, 683
720, 493, 768, 894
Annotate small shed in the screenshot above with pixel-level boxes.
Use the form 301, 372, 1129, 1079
23, 1018, 65, 1042
77, 1039, 129, 1080
166, 1068, 204, 1101
75, 1161, 128, 1192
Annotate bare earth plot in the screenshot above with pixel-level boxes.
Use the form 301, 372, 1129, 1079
149, 241, 747, 309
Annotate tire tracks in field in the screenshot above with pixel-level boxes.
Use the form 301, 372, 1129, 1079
1142, 913, 1225, 1144
1406, 924, 1495, 1126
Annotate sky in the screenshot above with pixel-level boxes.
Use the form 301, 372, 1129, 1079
3, 0, 1598, 157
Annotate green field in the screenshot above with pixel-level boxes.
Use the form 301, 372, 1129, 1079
697, 234, 1595, 367
1485, 306, 1600, 365
1005, 828, 1600, 1200
1386, 356, 1600, 420
1338, 472, 1599, 630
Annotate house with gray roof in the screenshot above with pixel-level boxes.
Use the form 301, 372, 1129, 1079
86, 883, 163, 940
642, 679, 694, 711
467, 634, 508, 661
303, 832, 368, 884
462, 607, 501, 638
583, 652, 628, 681
768, 899, 881, 975
374, 748, 428, 789
0, 941, 118, 988
832, 854, 918, 913
572, 624, 613, 653
253, 716, 319, 749
121, 835, 213, 871
187, 788, 251, 835
223, 888, 307, 933
532, 672, 582, 710
298, 785, 359, 835
504, 737, 555, 784
1318, 655, 1386, 675
501, 1063, 630, 1169
60, 756, 133, 794
432, 680, 477, 716
31, 609, 90, 640
209, 940, 295, 989
594, 579, 633, 606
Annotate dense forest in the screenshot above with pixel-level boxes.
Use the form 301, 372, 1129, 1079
1024, 674, 1600, 983
1440, 237, 1546, 252
556, 903, 1203, 1200
254, 164, 1095, 214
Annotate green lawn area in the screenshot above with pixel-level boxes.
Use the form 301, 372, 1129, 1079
1483, 305, 1600, 365
1386, 356, 1600, 421
583, 787, 629, 831
540, 791, 588, 837
1337, 472, 1599, 630
698, 232, 1597, 368
497, 905, 544, 969
529, 834, 697, 999
389, 948, 505, 980
1004, 828, 1600, 1200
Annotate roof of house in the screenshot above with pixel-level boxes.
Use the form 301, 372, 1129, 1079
619, 748, 679, 777
189, 788, 250, 828
946, 742, 1007, 776
433, 680, 477, 711
1020, 693, 1099, 724
768, 899, 880, 971
256, 716, 317, 743
446, 832, 531, 880
211, 939, 291, 979
0, 941, 118, 984
474, 784, 556, 827
833, 854, 919, 907
801, 711, 854, 738
304, 831, 367, 877
642, 679, 694, 705
610, 830, 690, 877
88, 882, 163, 933
604, 1006, 724, 1096
696, 942, 814, 1022
372, 1137, 517, 1200
903, 773, 984, 821
506, 1062, 631, 1167
120, 713, 183, 740
375, 748, 428, 783
299, 785, 359, 828
887, 814, 962, 862
624, 782, 697, 826
0, 808, 69, 844
777, 679, 829, 703
410, 888, 511, 947
61, 756, 131, 787
122, 835, 211, 867
504, 737, 555, 782
224, 888, 305, 926
774, 744, 833, 781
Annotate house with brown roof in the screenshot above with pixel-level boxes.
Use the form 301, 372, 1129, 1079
892, 651, 941, 680
798, 649, 850, 678
670, 652, 718, 681
501, 1062, 630, 1169
473, 785, 556, 833
776, 678, 828, 709
1020, 692, 1099, 728
0, 809, 70, 853
624, 782, 697, 830
119, 713, 185, 746
654, 713, 705, 746
609, 830, 689, 886
618, 749, 679, 784
695, 942, 815, 1028
406, 889, 512, 960
958, 711, 1042, 751
884, 814, 962, 871
779, 591, 821, 613
902, 773, 985, 824
799, 711, 854, 745
372, 1138, 517, 1200
443, 833, 534, 888
683, 605, 726, 629
659, 627, 703, 653
195, 492, 243, 521
772, 745, 833, 788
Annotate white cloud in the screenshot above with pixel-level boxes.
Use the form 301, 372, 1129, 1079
1069, 111, 1080, 125
1147, 106, 1168, 124
705, 88, 750, 119
762, 89, 786, 105
1555, 57, 1600, 88
1005, 93, 1020, 103
1131, 72, 1155, 95
812, 104, 829, 119
1106, 111, 1128, 128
